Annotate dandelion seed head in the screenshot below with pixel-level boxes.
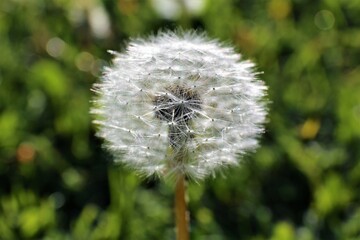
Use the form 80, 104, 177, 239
92, 31, 268, 180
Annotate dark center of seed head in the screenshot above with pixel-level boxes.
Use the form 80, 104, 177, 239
153, 85, 202, 149
153, 85, 202, 123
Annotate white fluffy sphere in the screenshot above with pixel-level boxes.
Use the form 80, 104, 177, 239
92, 31, 268, 180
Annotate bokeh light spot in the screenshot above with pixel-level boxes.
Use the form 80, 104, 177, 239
88, 6, 111, 39
196, 208, 212, 224
118, 0, 139, 15
46, 37, 66, 58
28, 90, 46, 116
314, 10, 335, 30
91, 59, 107, 77
49, 192, 66, 209
151, 0, 204, 19
300, 118, 320, 140
17, 143, 36, 163
75, 52, 94, 72
151, 0, 180, 19
62, 168, 84, 190
268, 0, 291, 20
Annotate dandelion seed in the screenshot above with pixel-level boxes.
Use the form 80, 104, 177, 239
91, 31, 268, 180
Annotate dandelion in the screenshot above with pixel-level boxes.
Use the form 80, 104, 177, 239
91, 30, 268, 239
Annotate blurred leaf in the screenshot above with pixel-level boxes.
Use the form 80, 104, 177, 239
270, 222, 295, 240
62, 168, 85, 191
72, 205, 99, 239
0, 111, 20, 151
314, 174, 353, 216
91, 211, 121, 240
0, 189, 56, 239
336, 69, 360, 142
29, 60, 70, 103
341, 208, 360, 239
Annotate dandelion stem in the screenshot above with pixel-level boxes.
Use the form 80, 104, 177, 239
175, 174, 189, 240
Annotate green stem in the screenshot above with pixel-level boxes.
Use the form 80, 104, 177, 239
175, 174, 189, 240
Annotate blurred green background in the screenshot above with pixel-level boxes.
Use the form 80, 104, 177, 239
1, 0, 360, 239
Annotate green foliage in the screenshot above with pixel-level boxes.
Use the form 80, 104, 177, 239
1, 0, 360, 239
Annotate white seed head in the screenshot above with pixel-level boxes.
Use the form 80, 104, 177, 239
91, 31, 268, 180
